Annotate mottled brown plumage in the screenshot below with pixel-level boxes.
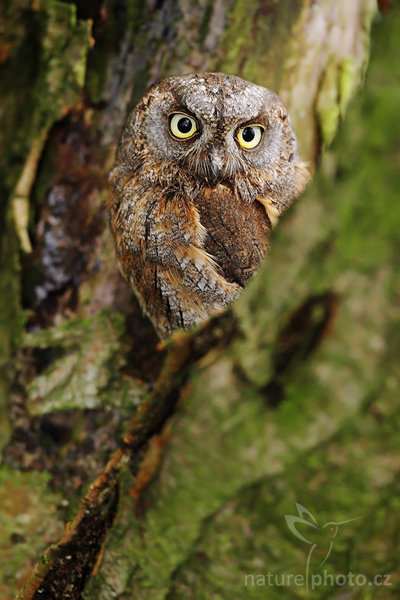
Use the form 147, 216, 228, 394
108, 73, 309, 338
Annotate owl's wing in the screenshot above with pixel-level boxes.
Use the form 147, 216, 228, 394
152, 246, 240, 337
110, 185, 240, 337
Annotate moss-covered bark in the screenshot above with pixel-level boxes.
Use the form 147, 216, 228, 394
88, 10, 399, 596
2, 1, 399, 598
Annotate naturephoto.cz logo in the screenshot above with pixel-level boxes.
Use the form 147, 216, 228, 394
244, 503, 392, 592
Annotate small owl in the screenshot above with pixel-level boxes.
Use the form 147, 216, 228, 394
108, 73, 309, 338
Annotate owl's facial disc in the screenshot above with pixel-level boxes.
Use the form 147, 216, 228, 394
141, 73, 294, 192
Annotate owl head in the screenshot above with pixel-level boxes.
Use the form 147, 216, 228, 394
114, 72, 308, 208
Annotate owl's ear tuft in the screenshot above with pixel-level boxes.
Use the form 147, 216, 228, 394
276, 105, 288, 121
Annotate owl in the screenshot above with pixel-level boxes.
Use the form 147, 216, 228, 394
108, 73, 309, 338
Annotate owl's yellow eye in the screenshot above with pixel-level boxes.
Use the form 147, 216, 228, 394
169, 113, 198, 139
237, 125, 264, 150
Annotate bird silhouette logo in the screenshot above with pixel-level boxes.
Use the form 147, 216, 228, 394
285, 503, 361, 591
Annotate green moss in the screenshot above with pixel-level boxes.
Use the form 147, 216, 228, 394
0, 1, 92, 445
32, 0, 91, 130
85, 7, 400, 598
316, 61, 341, 147
22, 310, 142, 414
338, 57, 358, 115
85, 0, 147, 105
126, 0, 147, 30
0, 212, 25, 448
0, 467, 64, 597
0, 9, 41, 189
219, 0, 303, 87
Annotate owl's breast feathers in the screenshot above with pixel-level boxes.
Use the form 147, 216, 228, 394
110, 179, 258, 336
194, 184, 271, 286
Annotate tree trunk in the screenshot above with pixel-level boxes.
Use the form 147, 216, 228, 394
1, 1, 399, 599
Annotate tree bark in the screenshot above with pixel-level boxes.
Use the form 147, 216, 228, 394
2, 1, 399, 599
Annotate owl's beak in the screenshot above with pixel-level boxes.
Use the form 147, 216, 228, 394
207, 149, 224, 185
